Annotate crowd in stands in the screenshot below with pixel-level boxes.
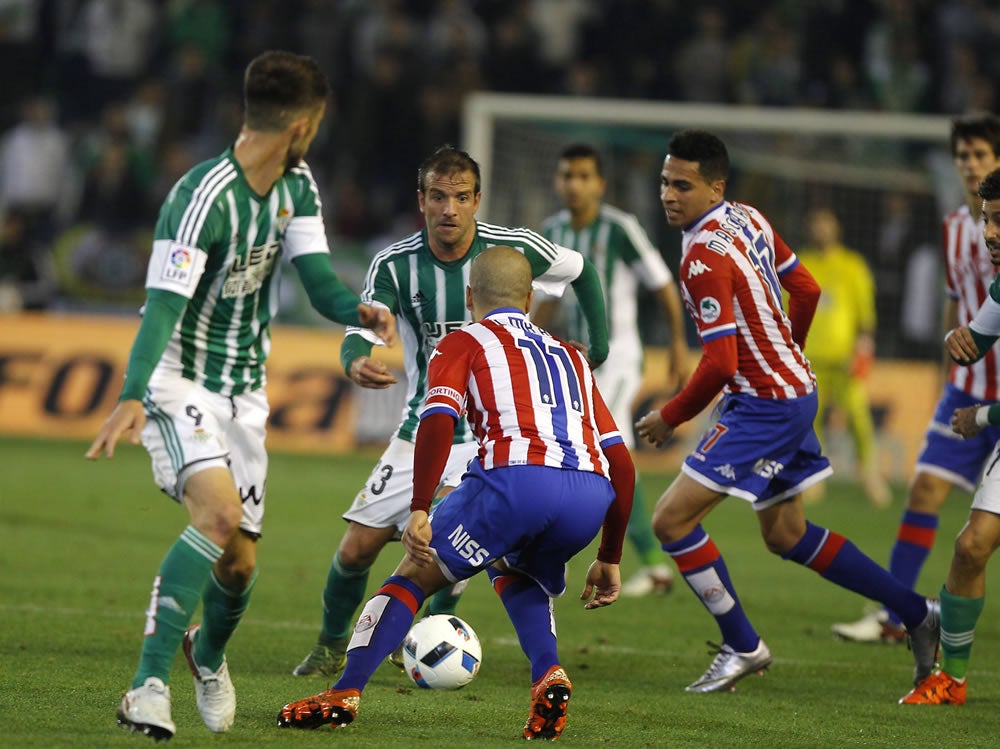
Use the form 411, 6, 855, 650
1, 0, 998, 312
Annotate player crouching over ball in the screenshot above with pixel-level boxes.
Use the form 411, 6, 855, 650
277, 245, 635, 741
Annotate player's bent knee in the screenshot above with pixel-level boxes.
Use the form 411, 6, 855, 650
338, 524, 394, 568
953, 530, 993, 571
906, 472, 950, 512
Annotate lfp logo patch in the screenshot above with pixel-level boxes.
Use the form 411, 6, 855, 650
170, 247, 191, 269
157, 241, 200, 288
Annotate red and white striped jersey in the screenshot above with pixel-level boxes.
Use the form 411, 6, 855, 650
420, 308, 623, 473
680, 201, 815, 398
943, 204, 1000, 400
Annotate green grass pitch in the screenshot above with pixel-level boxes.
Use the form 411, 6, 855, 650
2, 436, 998, 748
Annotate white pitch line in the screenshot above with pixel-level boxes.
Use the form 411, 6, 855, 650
5, 602, 998, 681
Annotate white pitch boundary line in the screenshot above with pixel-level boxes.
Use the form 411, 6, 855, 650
5, 602, 998, 681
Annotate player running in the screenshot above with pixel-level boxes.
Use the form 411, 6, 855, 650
291, 145, 610, 678
636, 129, 940, 694
278, 245, 634, 740
86, 51, 395, 743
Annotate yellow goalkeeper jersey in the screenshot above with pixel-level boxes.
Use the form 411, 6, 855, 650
796, 243, 876, 365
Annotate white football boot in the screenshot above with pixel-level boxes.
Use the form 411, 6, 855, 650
620, 564, 675, 597
117, 676, 175, 742
685, 639, 772, 693
183, 625, 236, 732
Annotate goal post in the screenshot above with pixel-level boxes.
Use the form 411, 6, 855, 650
462, 92, 956, 360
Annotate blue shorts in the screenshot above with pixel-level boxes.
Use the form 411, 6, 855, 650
682, 392, 832, 510
428, 462, 615, 597
915, 383, 1000, 493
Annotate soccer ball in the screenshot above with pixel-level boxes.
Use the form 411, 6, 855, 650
402, 614, 482, 689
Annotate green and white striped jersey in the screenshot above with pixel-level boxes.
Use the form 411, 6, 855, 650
145, 148, 332, 396
349, 221, 586, 443
541, 204, 673, 365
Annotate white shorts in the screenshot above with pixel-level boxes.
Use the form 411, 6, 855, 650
594, 360, 641, 449
971, 441, 1000, 515
141, 370, 269, 535
343, 436, 479, 534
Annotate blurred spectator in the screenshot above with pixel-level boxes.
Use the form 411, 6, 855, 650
353, 0, 418, 78
863, 0, 932, 112
673, 6, 731, 103
6, 0, 1000, 312
425, 0, 487, 68
164, 0, 230, 70
0, 95, 71, 243
484, 0, 547, 93
77, 135, 152, 230
0, 0, 41, 129
0, 209, 56, 310
79, 0, 159, 118
529, 0, 593, 73
160, 43, 216, 148
732, 8, 802, 107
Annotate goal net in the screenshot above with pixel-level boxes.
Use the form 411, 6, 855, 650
462, 93, 955, 360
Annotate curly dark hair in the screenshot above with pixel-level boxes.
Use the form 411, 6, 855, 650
667, 129, 730, 183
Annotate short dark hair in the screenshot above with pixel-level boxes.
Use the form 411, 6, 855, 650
950, 113, 1000, 157
558, 143, 604, 176
667, 129, 730, 183
978, 168, 1000, 202
417, 145, 481, 193
243, 50, 330, 131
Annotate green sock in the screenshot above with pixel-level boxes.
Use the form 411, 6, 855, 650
626, 482, 660, 567
427, 579, 469, 616
132, 526, 222, 688
321, 551, 370, 642
194, 569, 256, 671
940, 585, 985, 680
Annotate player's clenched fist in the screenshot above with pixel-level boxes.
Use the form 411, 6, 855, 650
636, 410, 675, 447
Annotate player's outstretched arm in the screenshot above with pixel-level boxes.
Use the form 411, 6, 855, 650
85, 400, 146, 460
568, 258, 609, 366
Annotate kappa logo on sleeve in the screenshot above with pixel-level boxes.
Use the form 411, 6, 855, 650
688, 259, 712, 277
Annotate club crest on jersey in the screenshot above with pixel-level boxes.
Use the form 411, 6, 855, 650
698, 296, 721, 323
688, 259, 711, 277
275, 207, 292, 233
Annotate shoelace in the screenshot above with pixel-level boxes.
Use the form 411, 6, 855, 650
700, 641, 736, 679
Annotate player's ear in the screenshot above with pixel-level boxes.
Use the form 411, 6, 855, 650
712, 178, 726, 201
524, 288, 534, 313
466, 285, 473, 313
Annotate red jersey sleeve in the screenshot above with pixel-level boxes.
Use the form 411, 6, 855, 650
422, 331, 474, 420
411, 331, 475, 513
682, 245, 738, 345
